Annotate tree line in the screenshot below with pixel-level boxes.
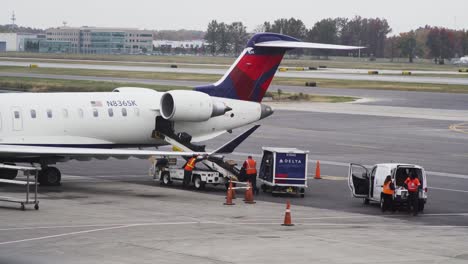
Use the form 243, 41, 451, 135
204, 17, 468, 62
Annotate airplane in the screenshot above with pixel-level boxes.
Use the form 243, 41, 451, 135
0, 33, 362, 186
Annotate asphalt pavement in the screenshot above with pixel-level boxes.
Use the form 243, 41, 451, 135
2, 71, 468, 110
1, 60, 468, 85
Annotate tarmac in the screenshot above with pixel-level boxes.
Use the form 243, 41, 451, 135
1, 60, 468, 85
1, 175, 468, 264
1, 65, 468, 262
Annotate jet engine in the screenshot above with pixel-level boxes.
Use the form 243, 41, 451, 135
160, 90, 231, 122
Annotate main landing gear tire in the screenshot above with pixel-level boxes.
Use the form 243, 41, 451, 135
160, 172, 172, 186
193, 176, 205, 190
0, 163, 18, 180
38, 167, 61, 186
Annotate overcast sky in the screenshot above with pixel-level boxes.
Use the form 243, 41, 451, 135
2, 0, 467, 35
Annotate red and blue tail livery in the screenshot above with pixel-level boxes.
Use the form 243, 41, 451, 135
195, 33, 363, 102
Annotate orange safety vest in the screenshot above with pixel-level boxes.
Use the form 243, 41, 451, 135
382, 181, 394, 195
405, 177, 421, 192
184, 157, 197, 171
244, 158, 257, 175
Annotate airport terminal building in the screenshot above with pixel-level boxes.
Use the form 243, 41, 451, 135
44, 27, 154, 54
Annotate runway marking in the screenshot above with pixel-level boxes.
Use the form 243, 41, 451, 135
449, 122, 468, 134
430, 187, 468, 193
336, 143, 380, 150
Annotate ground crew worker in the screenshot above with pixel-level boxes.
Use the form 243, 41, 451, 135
381, 175, 395, 213
243, 156, 258, 195
183, 155, 202, 188
404, 172, 421, 216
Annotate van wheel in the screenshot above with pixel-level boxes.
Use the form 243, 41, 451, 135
161, 172, 171, 185
363, 198, 370, 205
419, 200, 425, 212
193, 176, 205, 190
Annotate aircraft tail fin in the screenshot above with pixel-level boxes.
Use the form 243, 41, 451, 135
195, 33, 363, 102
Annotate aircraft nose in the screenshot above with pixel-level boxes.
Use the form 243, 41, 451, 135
260, 104, 274, 119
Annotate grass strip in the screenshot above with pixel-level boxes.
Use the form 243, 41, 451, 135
0, 76, 356, 103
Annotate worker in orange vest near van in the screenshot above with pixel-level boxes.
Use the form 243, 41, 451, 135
381, 175, 395, 213
183, 155, 202, 188
404, 172, 421, 216
243, 156, 258, 195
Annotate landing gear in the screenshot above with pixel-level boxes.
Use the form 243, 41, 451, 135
38, 167, 61, 186
0, 163, 18, 180
160, 172, 172, 186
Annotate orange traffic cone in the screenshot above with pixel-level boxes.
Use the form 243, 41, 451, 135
232, 182, 237, 199
224, 180, 235, 206
244, 181, 256, 204
282, 200, 294, 226
314, 160, 322, 179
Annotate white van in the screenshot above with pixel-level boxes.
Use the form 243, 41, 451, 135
348, 163, 428, 211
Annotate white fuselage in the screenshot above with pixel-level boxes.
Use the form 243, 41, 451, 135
0, 88, 263, 148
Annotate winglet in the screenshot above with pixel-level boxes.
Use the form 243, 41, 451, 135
210, 125, 260, 155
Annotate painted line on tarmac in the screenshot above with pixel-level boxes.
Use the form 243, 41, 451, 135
430, 187, 468, 193
307, 176, 346, 180
0, 221, 200, 246
0, 223, 125, 232
449, 122, 468, 134
230, 152, 468, 180
2, 216, 468, 246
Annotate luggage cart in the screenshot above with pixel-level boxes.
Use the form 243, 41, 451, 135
0, 164, 40, 211
258, 147, 309, 197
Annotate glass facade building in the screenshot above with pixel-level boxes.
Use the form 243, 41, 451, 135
43, 27, 153, 54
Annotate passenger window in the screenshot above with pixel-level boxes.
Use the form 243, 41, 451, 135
46, 109, 52, 118
134, 108, 140, 116
108, 108, 114, 117
78, 108, 84, 118
30, 109, 37, 119
122, 108, 127, 117
62, 109, 69, 118
93, 109, 99, 117
14, 111, 20, 119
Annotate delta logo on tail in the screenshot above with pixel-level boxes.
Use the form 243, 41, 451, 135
195, 33, 363, 102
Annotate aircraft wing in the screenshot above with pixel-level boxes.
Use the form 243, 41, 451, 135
0, 125, 260, 161
0, 144, 205, 160
255, 41, 364, 50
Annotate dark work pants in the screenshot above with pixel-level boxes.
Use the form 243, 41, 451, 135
408, 191, 419, 215
381, 193, 394, 212
183, 170, 192, 187
247, 173, 258, 194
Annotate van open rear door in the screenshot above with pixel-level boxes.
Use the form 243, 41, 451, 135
348, 163, 370, 198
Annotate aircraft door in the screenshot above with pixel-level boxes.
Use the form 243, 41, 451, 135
11, 107, 23, 131
348, 163, 370, 198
